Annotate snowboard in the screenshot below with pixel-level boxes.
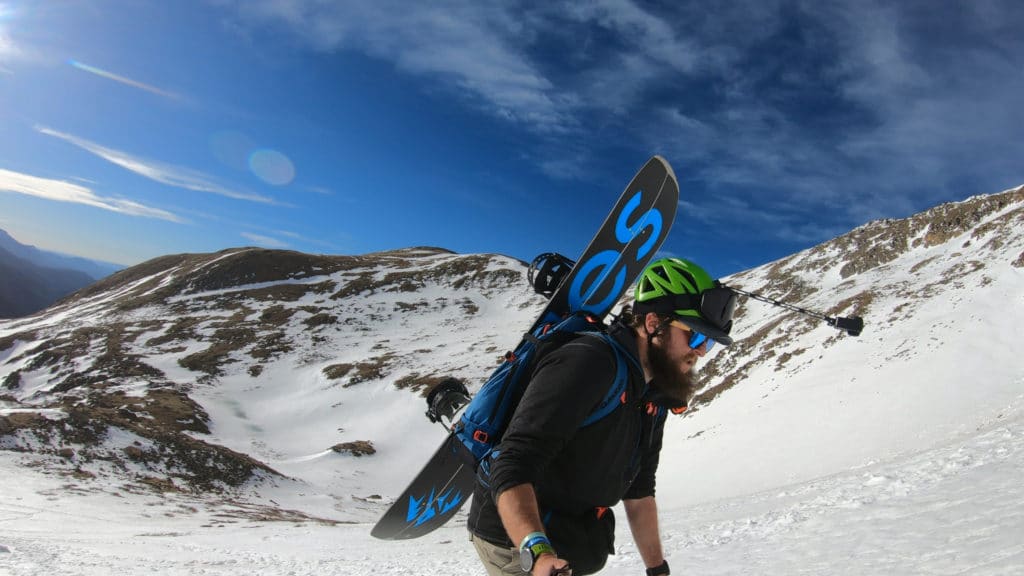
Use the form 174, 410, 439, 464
370, 156, 679, 540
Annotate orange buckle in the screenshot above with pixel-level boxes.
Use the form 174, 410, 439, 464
473, 430, 490, 443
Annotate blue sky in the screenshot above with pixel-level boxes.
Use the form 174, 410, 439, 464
1, 1, 1021, 279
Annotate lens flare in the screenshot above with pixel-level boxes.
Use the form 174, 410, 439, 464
248, 149, 295, 186
210, 130, 257, 172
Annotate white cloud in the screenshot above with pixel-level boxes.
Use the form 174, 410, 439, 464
220, 1, 577, 132
0, 167, 183, 222
240, 232, 289, 248
564, 0, 701, 74
0, 2, 46, 70
35, 126, 279, 204
0, 31, 15, 61
0, 15, 18, 70
68, 60, 181, 100
219, 0, 1024, 232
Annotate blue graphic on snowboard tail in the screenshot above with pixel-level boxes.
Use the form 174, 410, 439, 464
406, 486, 465, 527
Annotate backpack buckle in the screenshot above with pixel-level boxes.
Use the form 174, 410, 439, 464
472, 430, 490, 444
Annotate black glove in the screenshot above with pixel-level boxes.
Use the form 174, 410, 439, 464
646, 560, 670, 576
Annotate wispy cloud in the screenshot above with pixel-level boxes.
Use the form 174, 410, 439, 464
0, 167, 183, 222
304, 185, 335, 196
221, 1, 577, 132
0, 2, 46, 71
240, 232, 289, 248
68, 59, 181, 100
640, 1, 1024, 234
220, 1, 1024, 242
35, 126, 279, 204
0, 5, 18, 72
240, 228, 343, 251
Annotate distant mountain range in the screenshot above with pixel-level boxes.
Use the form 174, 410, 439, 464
0, 229, 123, 319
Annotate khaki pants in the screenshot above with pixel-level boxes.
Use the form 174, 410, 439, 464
471, 533, 523, 576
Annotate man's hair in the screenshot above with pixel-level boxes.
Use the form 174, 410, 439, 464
619, 305, 672, 332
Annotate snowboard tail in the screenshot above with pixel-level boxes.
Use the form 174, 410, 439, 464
370, 434, 474, 540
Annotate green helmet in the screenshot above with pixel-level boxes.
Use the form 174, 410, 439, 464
634, 258, 735, 345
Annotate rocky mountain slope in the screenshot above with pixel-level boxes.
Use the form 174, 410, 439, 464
0, 184, 1021, 523
0, 246, 542, 513
666, 184, 1024, 505
695, 185, 1023, 410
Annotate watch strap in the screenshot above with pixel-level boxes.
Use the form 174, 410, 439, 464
519, 531, 548, 551
646, 559, 670, 576
519, 532, 556, 572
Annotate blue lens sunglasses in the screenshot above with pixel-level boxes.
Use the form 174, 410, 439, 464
669, 320, 714, 351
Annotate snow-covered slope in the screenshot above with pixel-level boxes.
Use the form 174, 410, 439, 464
1, 186, 1022, 575
665, 186, 1024, 507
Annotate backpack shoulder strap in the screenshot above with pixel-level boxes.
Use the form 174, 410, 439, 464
581, 332, 641, 427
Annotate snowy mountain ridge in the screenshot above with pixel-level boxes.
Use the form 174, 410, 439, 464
668, 184, 1023, 507
1, 185, 1022, 575
0, 246, 544, 509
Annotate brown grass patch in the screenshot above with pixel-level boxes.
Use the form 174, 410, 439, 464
395, 373, 452, 396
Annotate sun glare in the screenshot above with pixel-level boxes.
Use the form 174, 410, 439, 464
0, 3, 16, 64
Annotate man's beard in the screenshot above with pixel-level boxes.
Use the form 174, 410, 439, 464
647, 332, 697, 405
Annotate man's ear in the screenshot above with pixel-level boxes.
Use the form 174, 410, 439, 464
644, 312, 661, 336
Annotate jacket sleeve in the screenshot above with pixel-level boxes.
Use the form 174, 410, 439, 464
623, 409, 667, 499
487, 337, 618, 500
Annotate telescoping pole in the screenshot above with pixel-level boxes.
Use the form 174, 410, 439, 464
726, 286, 864, 337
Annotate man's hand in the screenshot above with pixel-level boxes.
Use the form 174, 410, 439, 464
534, 554, 571, 575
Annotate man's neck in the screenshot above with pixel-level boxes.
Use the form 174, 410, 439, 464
633, 327, 654, 383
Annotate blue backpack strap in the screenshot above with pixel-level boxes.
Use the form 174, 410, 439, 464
581, 333, 640, 427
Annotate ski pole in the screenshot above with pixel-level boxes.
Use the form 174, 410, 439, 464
726, 286, 864, 337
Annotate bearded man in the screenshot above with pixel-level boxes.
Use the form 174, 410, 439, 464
468, 258, 737, 576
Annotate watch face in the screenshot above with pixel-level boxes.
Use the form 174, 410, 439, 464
520, 548, 533, 572
519, 541, 555, 573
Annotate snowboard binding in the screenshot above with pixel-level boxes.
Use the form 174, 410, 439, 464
425, 378, 471, 427
528, 252, 576, 297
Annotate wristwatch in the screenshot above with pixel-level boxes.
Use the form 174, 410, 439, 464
646, 559, 671, 576
519, 532, 557, 573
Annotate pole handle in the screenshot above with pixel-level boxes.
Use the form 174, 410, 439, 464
832, 316, 864, 337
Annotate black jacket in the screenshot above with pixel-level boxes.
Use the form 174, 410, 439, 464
468, 321, 667, 547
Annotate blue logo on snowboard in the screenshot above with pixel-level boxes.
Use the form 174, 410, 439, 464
569, 189, 664, 313
407, 486, 465, 527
